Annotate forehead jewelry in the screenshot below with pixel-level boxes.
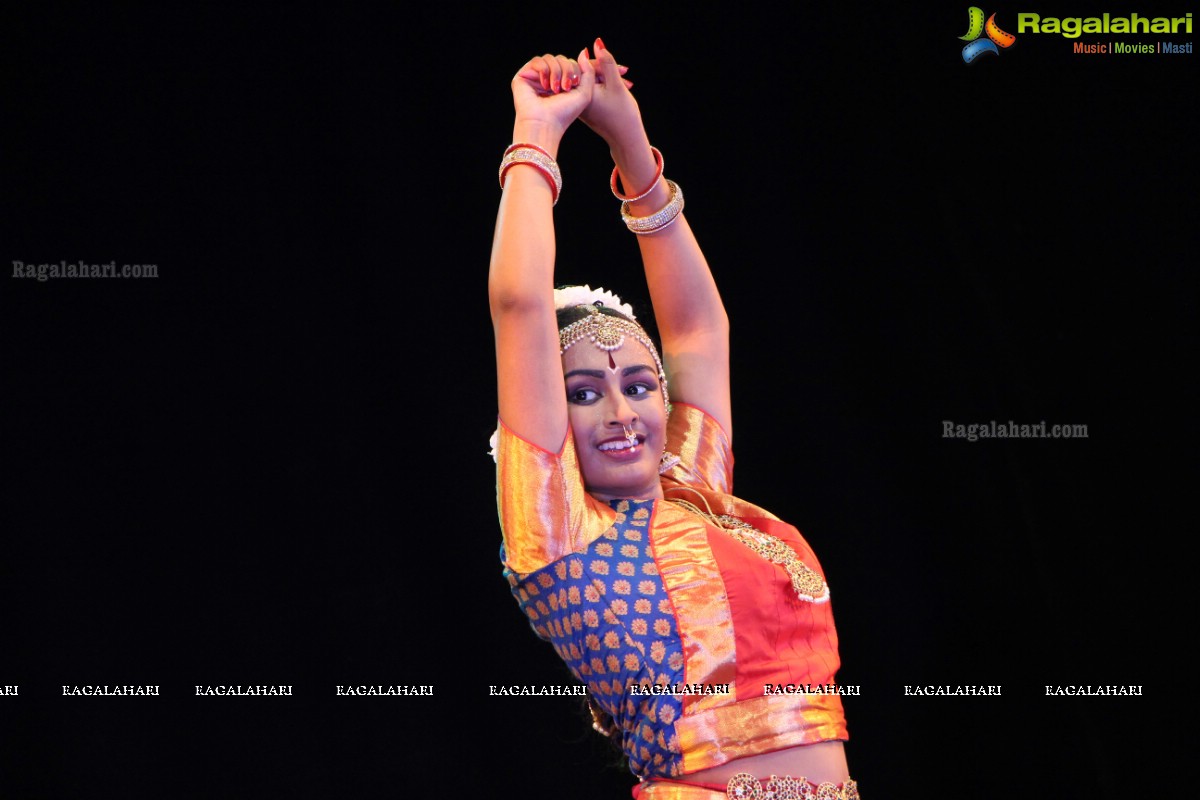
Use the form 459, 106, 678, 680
558, 304, 671, 409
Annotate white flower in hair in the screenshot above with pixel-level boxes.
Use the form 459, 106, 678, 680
553, 285, 636, 320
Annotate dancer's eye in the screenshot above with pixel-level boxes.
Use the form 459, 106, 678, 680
568, 387, 600, 404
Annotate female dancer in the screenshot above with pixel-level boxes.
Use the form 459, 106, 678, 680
490, 39, 858, 799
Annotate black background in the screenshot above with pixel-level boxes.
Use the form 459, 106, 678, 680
2, 4, 1192, 798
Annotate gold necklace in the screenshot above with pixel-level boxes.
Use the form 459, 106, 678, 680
669, 497, 830, 603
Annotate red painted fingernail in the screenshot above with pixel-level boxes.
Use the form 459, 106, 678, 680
624, 79, 634, 89
595, 37, 606, 51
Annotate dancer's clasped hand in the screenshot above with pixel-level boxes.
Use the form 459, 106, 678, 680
510, 41, 637, 149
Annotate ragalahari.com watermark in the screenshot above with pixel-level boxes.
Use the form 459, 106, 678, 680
62, 685, 160, 696
764, 683, 860, 696
13, 260, 158, 281
904, 685, 1002, 696
335, 685, 434, 696
194, 685, 292, 696
943, 420, 1088, 442
488, 684, 589, 696
1045, 685, 1142, 696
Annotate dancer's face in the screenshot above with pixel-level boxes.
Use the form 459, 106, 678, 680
562, 338, 667, 504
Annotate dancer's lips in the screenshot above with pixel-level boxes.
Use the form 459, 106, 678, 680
597, 434, 644, 456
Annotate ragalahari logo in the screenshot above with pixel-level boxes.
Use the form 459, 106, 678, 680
960, 8, 1017, 62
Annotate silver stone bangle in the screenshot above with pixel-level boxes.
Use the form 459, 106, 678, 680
620, 180, 684, 235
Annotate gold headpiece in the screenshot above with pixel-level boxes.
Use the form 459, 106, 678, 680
558, 305, 670, 409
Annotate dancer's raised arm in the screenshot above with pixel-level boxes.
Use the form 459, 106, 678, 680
489, 50, 594, 452
581, 39, 732, 439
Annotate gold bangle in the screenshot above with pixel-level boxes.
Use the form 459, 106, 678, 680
620, 180, 684, 235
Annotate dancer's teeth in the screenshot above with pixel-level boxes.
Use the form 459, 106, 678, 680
598, 439, 638, 451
